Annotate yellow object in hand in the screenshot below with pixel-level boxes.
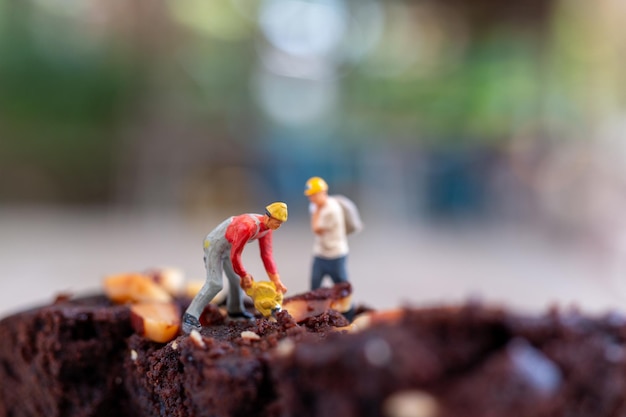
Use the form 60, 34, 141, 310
245, 281, 283, 317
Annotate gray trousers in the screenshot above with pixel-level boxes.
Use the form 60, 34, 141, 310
186, 252, 246, 317
186, 217, 246, 318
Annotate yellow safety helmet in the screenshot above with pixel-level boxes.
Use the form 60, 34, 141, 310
265, 202, 288, 222
304, 176, 328, 196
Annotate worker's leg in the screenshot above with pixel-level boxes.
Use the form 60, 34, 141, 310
310, 256, 325, 290
328, 255, 348, 284
223, 256, 247, 316
184, 251, 224, 331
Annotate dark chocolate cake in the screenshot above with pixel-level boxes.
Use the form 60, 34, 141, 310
0, 296, 134, 417
2, 287, 626, 417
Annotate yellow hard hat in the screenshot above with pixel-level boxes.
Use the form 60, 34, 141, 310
265, 202, 288, 222
304, 177, 328, 196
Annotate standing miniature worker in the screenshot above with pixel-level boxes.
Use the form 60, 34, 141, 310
182, 202, 289, 333
305, 177, 358, 290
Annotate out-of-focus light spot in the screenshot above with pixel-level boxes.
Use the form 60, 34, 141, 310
31, 0, 89, 19
357, 3, 468, 79
259, 0, 347, 58
229, 0, 261, 22
252, 68, 338, 127
340, 0, 384, 63
26, 2, 103, 60
168, 0, 251, 41
359, 3, 423, 78
258, 47, 334, 80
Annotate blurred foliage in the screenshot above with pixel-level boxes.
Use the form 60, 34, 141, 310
0, 3, 143, 203
0, 0, 618, 206
343, 32, 542, 144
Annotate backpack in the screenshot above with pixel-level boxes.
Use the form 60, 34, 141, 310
333, 195, 363, 235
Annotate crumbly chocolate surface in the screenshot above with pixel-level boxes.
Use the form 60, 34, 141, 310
284, 282, 351, 302
274, 304, 626, 417
2, 294, 626, 417
0, 296, 134, 417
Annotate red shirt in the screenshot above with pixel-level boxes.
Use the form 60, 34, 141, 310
224, 214, 278, 278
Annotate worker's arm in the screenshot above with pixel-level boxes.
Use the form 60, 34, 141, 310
311, 205, 325, 234
259, 232, 287, 294
226, 218, 254, 289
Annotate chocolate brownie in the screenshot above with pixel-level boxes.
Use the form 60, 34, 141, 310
0, 295, 134, 417
2, 291, 626, 417
124, 305, 348, 417
273, 304, 626, 417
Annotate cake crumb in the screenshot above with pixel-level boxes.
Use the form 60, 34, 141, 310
130, 349, 138, 362
383, 390, 439, 417
189, 330, 206, 349
241, 331, 261, 340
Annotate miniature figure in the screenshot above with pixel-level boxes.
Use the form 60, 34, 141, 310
304, 177, 362, 290
182, 202, 289, 333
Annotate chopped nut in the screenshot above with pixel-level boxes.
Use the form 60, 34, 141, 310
130, 349, 138, 361
350, 315, 371, 332
383, 390, 439, 417
148, 267, 185, 296
282, 299, 331, 322
171, 340, 178, 350
130, 302, 181, 343
352, 309, 404, 332
241, 331, 261, 340
104, 273, 172, 304
189, 329, 206, 349
330, 324, 358, 333
283, 294, 353, 323
329, 294, 353, 313
274, 338, 295, 357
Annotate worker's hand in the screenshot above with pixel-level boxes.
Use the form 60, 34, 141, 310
268, 273, 287, 294
240, 274, 254, 290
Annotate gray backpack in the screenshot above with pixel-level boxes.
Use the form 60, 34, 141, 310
333, 195, 363, 235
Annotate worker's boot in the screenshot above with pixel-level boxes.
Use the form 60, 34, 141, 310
182, 313, 202, 333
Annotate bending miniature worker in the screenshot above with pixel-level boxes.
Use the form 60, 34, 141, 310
182, 202, 289, 333
305, 177, 349, 290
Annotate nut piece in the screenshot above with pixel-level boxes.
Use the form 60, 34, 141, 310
241, 330, 261, 340
283, 295, 352, 322
329, 294, 353, 313
130, 301, 181, 343
351, 309, 404, 332
147, 267, 185, 296
383, 390, 439, 417
189, 329, 206, 349
104, 273, 172, 304
274, 338, 296, 357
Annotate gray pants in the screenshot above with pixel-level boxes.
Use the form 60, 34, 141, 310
185, 218, 246, 318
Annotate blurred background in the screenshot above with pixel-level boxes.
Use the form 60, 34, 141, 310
2, 0, 626, 317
